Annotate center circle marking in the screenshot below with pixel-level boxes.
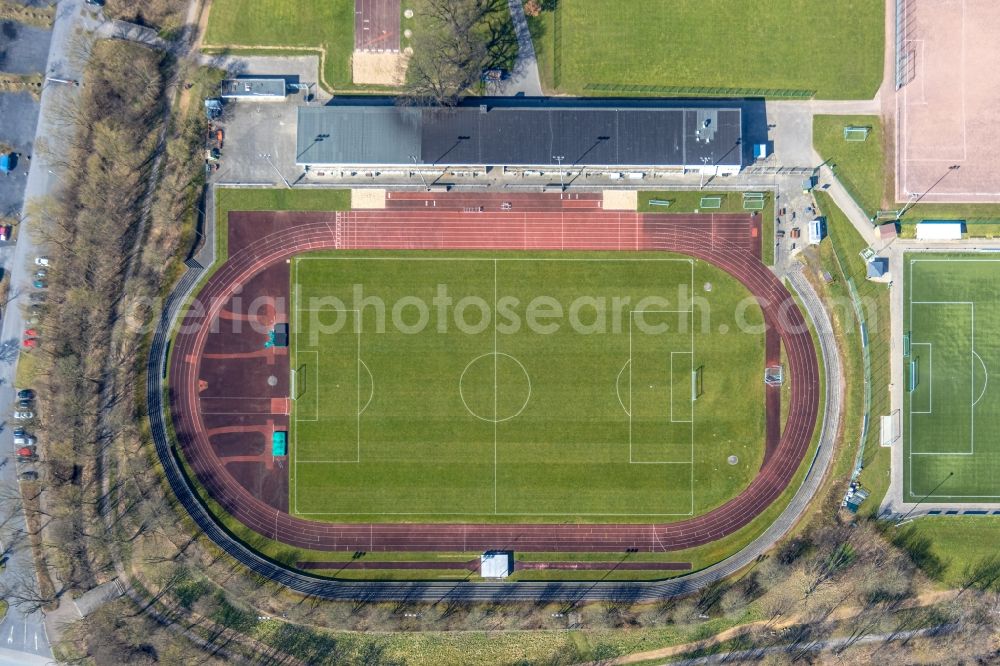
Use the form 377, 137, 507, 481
459, 352, 532, 422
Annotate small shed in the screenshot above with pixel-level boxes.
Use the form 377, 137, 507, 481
878, 223, 898, 242
867, 257, 889, 279
480, 551, 512, 579
272, 431, 288, 457
273, 323, 289, 348
915, 221, 963, 241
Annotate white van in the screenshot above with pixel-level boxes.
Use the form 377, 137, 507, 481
13, 435, 36, 446
808, 219, 824, 245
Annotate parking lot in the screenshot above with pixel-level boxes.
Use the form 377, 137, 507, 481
0, 93, 40, 219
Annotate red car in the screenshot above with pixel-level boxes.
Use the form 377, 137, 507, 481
0, 226, 10, 242
16, 447, 34, 457
23, 329, 37, 337
22, 338, 37, 349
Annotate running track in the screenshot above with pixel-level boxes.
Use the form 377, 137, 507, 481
169, 201, 819, 553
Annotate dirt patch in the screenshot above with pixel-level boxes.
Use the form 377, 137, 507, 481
351, 188, 386, 209
602, 190, 637, 211
351, 50, 408, 86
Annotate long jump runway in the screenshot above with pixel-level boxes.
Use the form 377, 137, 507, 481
170, 195, 819, 552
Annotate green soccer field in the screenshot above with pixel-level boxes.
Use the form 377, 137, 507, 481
531, 0, 883, 99
288, 251, 767, 523
905, 254, 1000, 501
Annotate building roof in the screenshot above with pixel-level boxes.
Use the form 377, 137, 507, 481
480, 551, 511, 578
915, 221, 963, 241
222, 78, 286, 98
867, 257, 889, 278
296, 104, 743, 168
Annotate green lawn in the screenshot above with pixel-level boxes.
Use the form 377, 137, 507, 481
903, 254, 1000, 501
813, 116, 1000, 231
289, 251, 767, 523
813, 115, 888, 218
812, 192, 891, 509
529, 0, 883, 99
893, 517, 1000, 588
203, 0, 355, 90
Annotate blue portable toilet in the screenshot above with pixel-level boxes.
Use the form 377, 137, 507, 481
0, 153, 14, 173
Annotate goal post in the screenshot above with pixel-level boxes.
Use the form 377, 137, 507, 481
844, 126, 871, 142
907, 359, 918, 392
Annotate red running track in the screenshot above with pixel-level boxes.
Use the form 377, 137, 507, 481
169, 206, 819, 552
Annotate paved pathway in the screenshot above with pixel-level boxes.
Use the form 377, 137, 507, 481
499, 0, 542, 96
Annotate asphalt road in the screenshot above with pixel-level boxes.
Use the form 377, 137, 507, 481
0, 0, 96, 660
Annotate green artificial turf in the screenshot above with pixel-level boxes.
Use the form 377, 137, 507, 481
289, 251, 766, 523
530, 0, 883, 99
903, 254, 1000, 501
203, 0, 354, 89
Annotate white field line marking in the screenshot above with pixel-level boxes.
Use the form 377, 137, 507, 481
616, 360, 631, 417
359, 360, 375, 415
909, 343, 932, 415
628, 310, 695, 469
973, 351, 988, 407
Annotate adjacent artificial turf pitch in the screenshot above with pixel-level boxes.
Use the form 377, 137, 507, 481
905, 254, 1000, 500
289, 251, 766, 523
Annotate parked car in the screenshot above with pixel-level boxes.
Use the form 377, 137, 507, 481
16, 454, 37, 464
23, 329, 37, 338
22, 339, 37, 349
28, 293, 46, 303
32, 280, 46, 289
16, 399, 32, 410
34, 257, 49, 266
12, 427, 25, 438
18, 471, 38, 481
13, 411, 34, 420
0, 226, 11, 242
13, 435, 36, 447
16, 446, 35, 457
16, 389, 34, 400
34, 269, 46, 279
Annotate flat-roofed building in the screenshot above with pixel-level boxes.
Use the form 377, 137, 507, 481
296, 102, 743, 176
221, 78, 287, 101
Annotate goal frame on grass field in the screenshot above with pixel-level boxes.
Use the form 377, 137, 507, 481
843, 125, 871, 142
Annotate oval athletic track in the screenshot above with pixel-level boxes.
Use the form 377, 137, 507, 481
166, 202, 821, 558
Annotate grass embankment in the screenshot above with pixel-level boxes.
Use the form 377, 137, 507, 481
814, 115, 1000, 235
638, 191, 775, 266
529, 0, 883, 99
810, 191, 891, 508
202, 0, 354, 91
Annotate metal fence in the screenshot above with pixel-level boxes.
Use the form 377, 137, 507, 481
583, 83, 816, 99
895, 0, 914, 89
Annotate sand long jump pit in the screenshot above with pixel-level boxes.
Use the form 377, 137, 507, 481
897, 0, 1000, 202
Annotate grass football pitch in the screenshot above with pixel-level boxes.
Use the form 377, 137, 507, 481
905, 254, 1000, 501
288, 251, 767, 523
531, 0, 883, 99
